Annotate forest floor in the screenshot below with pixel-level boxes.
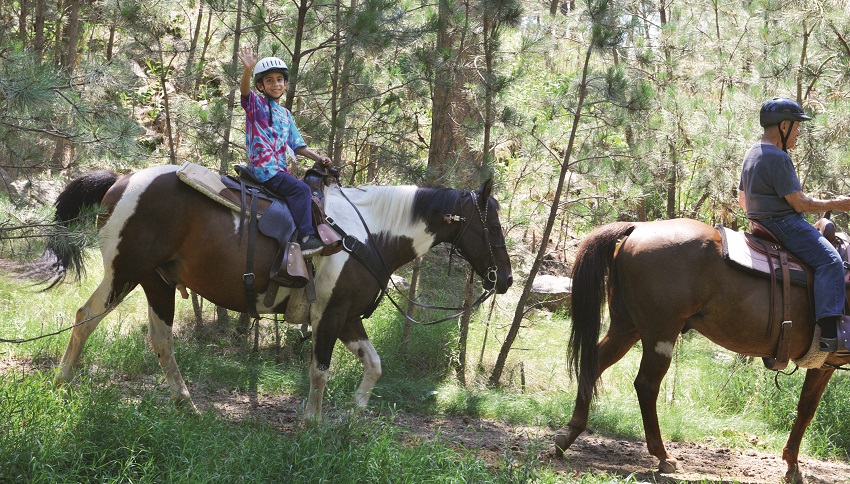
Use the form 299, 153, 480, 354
4, 356, 849, 483
196, 389, 850, 483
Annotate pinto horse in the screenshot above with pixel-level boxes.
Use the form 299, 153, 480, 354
43, 164, 512, 419
556, 218, 849, 483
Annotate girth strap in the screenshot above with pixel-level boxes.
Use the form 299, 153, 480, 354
325, 215, 389, 318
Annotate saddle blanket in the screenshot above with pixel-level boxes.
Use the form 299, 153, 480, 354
176, 162, 296, 248
716, 226, 808, 286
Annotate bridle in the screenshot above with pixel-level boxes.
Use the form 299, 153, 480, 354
444, 190, 504, 292
330, 186, 505, 325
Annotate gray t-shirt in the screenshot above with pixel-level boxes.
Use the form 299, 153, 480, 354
738, 142, 802, 219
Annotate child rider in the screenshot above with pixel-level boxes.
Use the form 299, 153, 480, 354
238, 45, 331, 257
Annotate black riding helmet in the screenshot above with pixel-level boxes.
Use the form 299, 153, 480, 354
759, 97, 811, 152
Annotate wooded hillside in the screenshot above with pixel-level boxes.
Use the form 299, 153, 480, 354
3, 0, 850, 230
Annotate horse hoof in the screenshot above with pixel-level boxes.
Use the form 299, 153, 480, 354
784, 465, 805, 484
554, 432, 577, 458
658, 458, 678, 474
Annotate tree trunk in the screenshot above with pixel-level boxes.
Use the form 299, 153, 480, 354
18, 0, 28, 46
194, 10, 214, 98
285, 0, 310, 111
220, 0, 243, 174
33, 0, 45, 57
400, 256, 422, 352
183, 0, 204, 94
106, 24, 116, 61
427, 0, 460, 183
61, 0, 81, 72
666, 140, 677, 218
215, 0, 244, 328
482, 13, 494, 170
454, 269, 475, 385
489, 43, 594, 386
329, 0, 356, 163
160, 53, 177, 164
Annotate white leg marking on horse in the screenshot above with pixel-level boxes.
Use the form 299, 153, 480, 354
344, 339, 382, 408
57, 280, 114, 382
147, 306, 193, 405
655, 340, 675, 359
307, 359, 329, 420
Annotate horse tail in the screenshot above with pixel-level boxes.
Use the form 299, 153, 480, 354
568, 221, 636, 399
41, 170, 119, 288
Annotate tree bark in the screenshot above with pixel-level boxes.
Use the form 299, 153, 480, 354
489, 43, 594, 386
427, 0, 460, 183
183, 0, 204, 94
454, 269, 475, 385
329, 0, 356, 163
401, 256, 422, 352
61, 0, 81, 73
18, 0, 28, 46
33, 0, 45, 57
160, 52, 177, 164
285, 0, 310, 111
216, 0, 244, 327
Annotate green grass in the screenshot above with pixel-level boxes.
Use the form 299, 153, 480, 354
1, 253, 850, 481
0, 372, 536, 483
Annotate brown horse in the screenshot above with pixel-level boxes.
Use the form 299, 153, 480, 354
556, 218, 849, 483
43, 165, 513, 419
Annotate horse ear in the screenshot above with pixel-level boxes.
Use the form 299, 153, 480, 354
478, 178, 493, 201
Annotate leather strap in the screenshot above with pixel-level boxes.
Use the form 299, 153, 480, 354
772, 251, 793, 370
757, 240, 794, 371
758, 239, 778, 340
243, 188, 260, 318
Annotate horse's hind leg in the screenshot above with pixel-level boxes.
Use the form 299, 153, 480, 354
340, 317, 381, 408
555, 323, 640, 455
633, 335, 679, 473
56, 279, 123, 384
140, 273, 195, 411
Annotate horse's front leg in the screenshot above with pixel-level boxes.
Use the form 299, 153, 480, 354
634, 336, 678, 474
56, 279, 119, 384
141, 275, 195, 412
782, 366, 834, 484
556, 326, 640, 456
306, 305, 346, 421
341, 317, 381, 408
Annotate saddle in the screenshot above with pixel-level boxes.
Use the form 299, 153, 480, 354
175, 162, 342, 311
717, 218, 850, 369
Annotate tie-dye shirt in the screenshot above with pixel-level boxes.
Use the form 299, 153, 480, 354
241, 90, 306, 182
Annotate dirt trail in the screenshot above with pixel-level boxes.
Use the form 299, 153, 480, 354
4, 356, 849, 483
190, 382, 850, 483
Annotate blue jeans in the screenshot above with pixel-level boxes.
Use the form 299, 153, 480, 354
263, 171, 315, 237
758, 213, 845, 321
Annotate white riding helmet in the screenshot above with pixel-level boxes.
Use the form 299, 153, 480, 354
253, 57, 289, 83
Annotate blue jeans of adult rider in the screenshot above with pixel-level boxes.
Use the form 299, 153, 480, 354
262, 171, 316, 238
758, 213, 845, 321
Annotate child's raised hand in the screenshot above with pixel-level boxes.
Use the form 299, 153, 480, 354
238, 46, 258, 70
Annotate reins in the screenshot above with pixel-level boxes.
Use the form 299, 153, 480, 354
330, 186, 498, 326
0, 306, 113, 344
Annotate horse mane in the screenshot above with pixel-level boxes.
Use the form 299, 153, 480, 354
339, 185, 420, 236
338, 185, 466, 238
